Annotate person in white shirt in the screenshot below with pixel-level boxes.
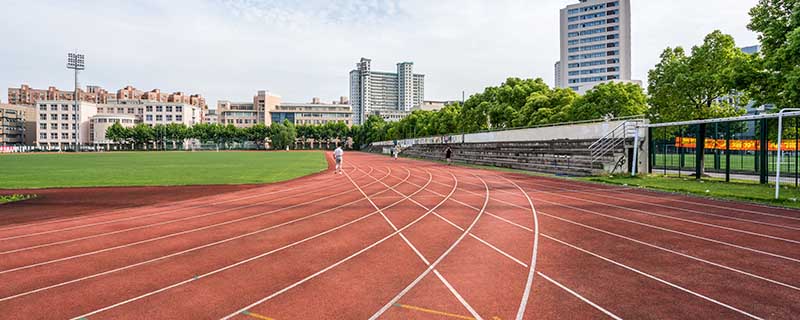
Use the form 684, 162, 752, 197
333, 146, 344, 174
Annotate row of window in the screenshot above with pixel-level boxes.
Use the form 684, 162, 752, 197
568, 67, 618, 76
569, 18, 618, 30
97, 105, 183, 113
568, 74, 620, 84
39, 123, 77, 130
568, 33, 619, 45
567, 9, 619, 22
39, 104, 77, 112
568, 42, 619, 53
567, 1, 618, 15
226, 119, 255, 124
93, 118, 135, 124
40, 113, 78, 121
568, 50, 619, 61
568, 58, 621, 69
144, 114, 183, 122
568, 25, 619, 38
40, 132, 75, 140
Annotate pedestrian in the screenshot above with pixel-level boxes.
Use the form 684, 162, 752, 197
445, 145, 452, 165
394, 145, 400, 160
333, 146, 344, 174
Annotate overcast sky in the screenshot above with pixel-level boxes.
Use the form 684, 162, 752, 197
0, 0, 760, 107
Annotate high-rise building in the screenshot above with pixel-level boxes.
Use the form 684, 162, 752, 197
349, 58, 425, 125
556, 0, 632, 94
554, 61, 562, 88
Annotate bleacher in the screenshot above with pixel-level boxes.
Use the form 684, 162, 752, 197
396, 139, 629, 176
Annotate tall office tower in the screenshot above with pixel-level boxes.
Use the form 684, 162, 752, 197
557, 0, 632, 94
349, 58, 425, 125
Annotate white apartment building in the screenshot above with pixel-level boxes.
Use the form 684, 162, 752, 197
349, 58, 425, 125
556, 0, 632, 94
272, 98, 352, 126
35, 100, 199, 148
217, 91, 282, 127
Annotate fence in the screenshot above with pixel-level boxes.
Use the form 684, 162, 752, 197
646, 112, 800, 186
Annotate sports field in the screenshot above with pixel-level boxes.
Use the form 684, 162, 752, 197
0, 151, 327, 189
0, 151, 797, 319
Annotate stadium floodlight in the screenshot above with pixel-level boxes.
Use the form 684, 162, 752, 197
67, 52, 85, 151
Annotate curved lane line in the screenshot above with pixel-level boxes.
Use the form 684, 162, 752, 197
70, 163, 440, 320
218, 166, 460, 320
368, 174, 489, 320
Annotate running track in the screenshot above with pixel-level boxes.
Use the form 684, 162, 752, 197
1, 152, 799, 319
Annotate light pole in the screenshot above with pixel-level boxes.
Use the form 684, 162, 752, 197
67, 52, 85, 151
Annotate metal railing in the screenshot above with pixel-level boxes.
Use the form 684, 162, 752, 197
589, 120, 643, 163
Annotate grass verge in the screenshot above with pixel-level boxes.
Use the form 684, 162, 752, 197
0, 194, 36, 204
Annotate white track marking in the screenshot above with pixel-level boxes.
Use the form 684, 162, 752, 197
515, 178, 800, 232
66, 164, 434, 320
0, 168, 392, 275
0, 169, 374, 255
352, 167, 480, 317
424, 174, 800, 264
422, 171, 800, 289
498, 176, 540, 320
368, 175, 488, 320
541, 234, 764, 320
524, 177, 800, 222
538, 211, 800, 292
218, 169, 461, 320
537, 272, 623, 320
1, 168, 402, 303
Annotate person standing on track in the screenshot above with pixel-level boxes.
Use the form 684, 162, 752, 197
393, 145, 400, 160
333, 146, 344, 174
445, 145, 452, 165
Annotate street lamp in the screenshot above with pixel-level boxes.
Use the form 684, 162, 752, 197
67, 52, 85, 151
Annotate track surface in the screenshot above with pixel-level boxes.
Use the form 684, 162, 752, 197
1, 152, 798, 320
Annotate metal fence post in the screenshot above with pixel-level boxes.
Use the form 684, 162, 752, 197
760, 118, 769, 184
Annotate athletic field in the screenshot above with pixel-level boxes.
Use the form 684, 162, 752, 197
0, 151, 327, 189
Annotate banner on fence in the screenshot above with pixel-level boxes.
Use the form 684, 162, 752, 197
675, 137, 800, 151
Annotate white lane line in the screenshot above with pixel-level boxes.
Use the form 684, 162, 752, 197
499, 176, 539, 320
536, 272, 623, 320
353, 167, 481, 317
423, 172, 800, 289
0, 168, 390, 275
0, 169, 375, 255
522, 177, 800, 222
65, 164, 422, 320
538, 211, 800, 292
426, 175, 800, 264
368, 175, 489, 320
541, 234, 764, 320
218, 168, 461, 320
1, 167, 399, 303
475, 176, 800, 245
514, 178, 800, 232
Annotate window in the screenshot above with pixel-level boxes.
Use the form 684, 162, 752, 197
146, 106, 153, 112
72, 123, 77, 130
51, 133, 58, 139
39, 105, 47, 111
61, 133, 69, 139
40, 123, 47, 130
50, 105, 58, 111
71, 114, 77, 120
166, 115, 173, 121
40, 132, 47, 139
176, 115, 183, 121
166, 106, 173, 112
62, 105, 69, 111
176, 106, 183, 112
146, 115, 153, 121
117, 108, 124, 113
97, 108, 105, 113
61, 114, 69, 120
156, 106, 163, 112
137, 108, 143, 114
62, 123, 69, 130
156, 115, 163, 121
40, 114, 47, 120
128, 108, 134, 114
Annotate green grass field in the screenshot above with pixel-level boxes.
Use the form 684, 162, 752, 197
0, 151, 328, 189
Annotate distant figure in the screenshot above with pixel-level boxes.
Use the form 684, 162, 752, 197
445, 146, 452, 165
393, 145, 400, 160
333, 146, 344, 174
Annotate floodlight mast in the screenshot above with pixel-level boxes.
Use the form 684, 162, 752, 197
67, 52, 85, 151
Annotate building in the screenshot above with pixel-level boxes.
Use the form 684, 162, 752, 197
9, 84, 206, 109
413, 100, 458, 112
217, 91, 282, 128
272, 98, 352, 126
556, 0, 632, 94
34, 100, 200, 148
0, 103, 34, 145
202, 108, 218, 124
741, 45, 761, 55
554, 61, 562, 88
349, 58, 425, 125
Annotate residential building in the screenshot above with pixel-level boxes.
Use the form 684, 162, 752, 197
556, 0, 632, 94
34, 100, 200, 148
349, 58, 425, 125
413, 100, 458, 112
202, 107, 218, 124
0, 103, 34, 145
217, 91, 281, 128
273, 98, 352, 126
9, 84, 206, 109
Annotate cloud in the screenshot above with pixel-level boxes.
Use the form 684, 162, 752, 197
0, 0, 760, 107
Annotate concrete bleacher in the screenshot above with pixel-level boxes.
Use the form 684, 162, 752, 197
397, 139, 628, 176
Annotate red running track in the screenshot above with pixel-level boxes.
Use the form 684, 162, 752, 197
1, 152, 798, 320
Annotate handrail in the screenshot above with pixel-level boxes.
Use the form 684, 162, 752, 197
588, 119, 644, 163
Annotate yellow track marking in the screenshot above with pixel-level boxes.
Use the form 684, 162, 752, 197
242, 310, 275, 320
393, 303, 476, 320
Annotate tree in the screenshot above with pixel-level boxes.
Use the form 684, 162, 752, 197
105, 122, 131, 149
647, 30, 749, 178
130, 124, 155, 150
747, 0, 800, 107
569, 82, 648, 121
269, 120, 297, 150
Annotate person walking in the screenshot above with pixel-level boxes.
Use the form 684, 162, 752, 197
333, 146, 344, 174
445, 145, 452, 165
393, 145, 400, 160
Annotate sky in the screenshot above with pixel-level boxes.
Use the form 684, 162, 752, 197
0, 0, 760, 107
